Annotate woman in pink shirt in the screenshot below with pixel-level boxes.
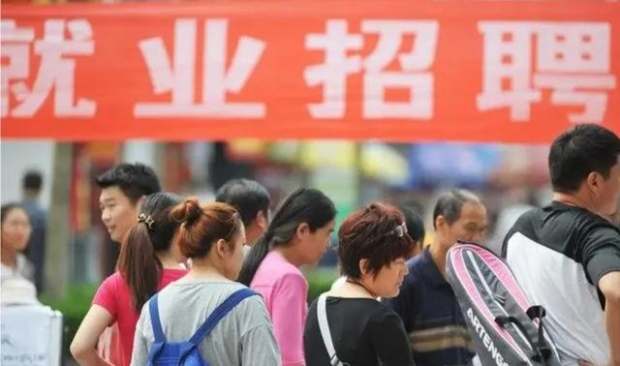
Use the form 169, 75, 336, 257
238, 188, 336, 366
71, 192, 187, 366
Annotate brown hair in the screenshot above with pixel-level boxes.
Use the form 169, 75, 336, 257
338, 202, 414, 279
171, 198, 242, 259
117, 192, 182, 313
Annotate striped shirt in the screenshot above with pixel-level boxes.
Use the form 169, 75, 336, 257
383, 247, 475, 366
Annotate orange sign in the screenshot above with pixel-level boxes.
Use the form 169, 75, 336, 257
1, 0, 619, 142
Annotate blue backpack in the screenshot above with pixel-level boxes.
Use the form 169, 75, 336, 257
147, 288, 257, 365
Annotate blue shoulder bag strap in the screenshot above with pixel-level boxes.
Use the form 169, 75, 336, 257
147, 294, 167, 362
188, 288, 257, 347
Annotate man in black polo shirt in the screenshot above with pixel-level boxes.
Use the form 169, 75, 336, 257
384, 189, 487, 366
503, 124, 620, 365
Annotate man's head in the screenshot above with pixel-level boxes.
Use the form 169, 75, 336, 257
22, 170, 43, 199
397, 204, 426, 258
215, 179, 271, 246
549, 124, 620, 217
96, 163, 161, 243
432, 189, 487, 250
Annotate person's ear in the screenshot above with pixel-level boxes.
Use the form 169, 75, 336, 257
295, 222, 310, 241
255, 210, 269, 231
435, 215, 448, 232
585, 171, 602, 192
358, 258, 370, 277
134, 195, 146, 213
215, 239, 228, 257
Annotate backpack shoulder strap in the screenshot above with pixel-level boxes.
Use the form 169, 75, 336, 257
188, 288, 257, 346
317, 293, 343, 366
148, 294, 166, 344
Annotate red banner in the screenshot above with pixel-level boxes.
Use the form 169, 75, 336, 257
1, 0, 619, 142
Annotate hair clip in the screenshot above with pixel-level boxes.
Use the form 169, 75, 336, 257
393, 222, 408, 238
137, 213, 155, 230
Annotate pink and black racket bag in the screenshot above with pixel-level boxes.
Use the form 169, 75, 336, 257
446, 242, 562, 366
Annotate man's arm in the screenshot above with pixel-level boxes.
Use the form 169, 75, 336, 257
583, 224, 620, 366
599, 271, 620, 366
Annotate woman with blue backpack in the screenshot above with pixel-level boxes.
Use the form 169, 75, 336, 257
131, 198, 280, 365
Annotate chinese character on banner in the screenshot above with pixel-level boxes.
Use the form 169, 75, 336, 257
1, 19, 96, 118
134, 19, 266, 118
477, 21, 616, 123
304, 19, 439, 119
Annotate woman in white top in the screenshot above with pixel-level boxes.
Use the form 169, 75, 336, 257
1, 203, 34, 285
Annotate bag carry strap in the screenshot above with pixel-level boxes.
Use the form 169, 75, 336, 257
189, 288, 257, 346
148, 294, 166, 343
317, 294, 344, 366
147, 294, 167, 364
526, 306, 552, 363
495, 305, 552, 364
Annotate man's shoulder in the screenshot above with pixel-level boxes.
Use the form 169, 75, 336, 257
584, 220, 620, 248
20, 201, 47, 226
403, 254, 432, 288
407, 249, 433, 271
21, 200, 45, 214
509, 202, 615, 237
553, 205, 620, 243
504, 202, 620, 262
510, 205, 542, 227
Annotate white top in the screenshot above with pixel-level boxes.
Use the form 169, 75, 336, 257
0, 254, 35, 284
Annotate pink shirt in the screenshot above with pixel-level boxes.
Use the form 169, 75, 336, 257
93, 268, 186, 366
250, 251, 308, 366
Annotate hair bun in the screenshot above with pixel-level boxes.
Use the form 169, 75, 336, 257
171, 197, 203, 227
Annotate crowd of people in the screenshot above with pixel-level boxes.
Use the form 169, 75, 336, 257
1, 123, 619, 365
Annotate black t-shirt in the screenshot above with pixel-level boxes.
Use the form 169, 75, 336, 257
502, 201, 620, 293
304, 297, 414, 366
501, 201, 620, 363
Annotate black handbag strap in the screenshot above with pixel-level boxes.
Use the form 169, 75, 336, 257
495, 305, 552, 364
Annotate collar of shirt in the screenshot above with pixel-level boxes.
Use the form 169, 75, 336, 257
419, 246, 450, 288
